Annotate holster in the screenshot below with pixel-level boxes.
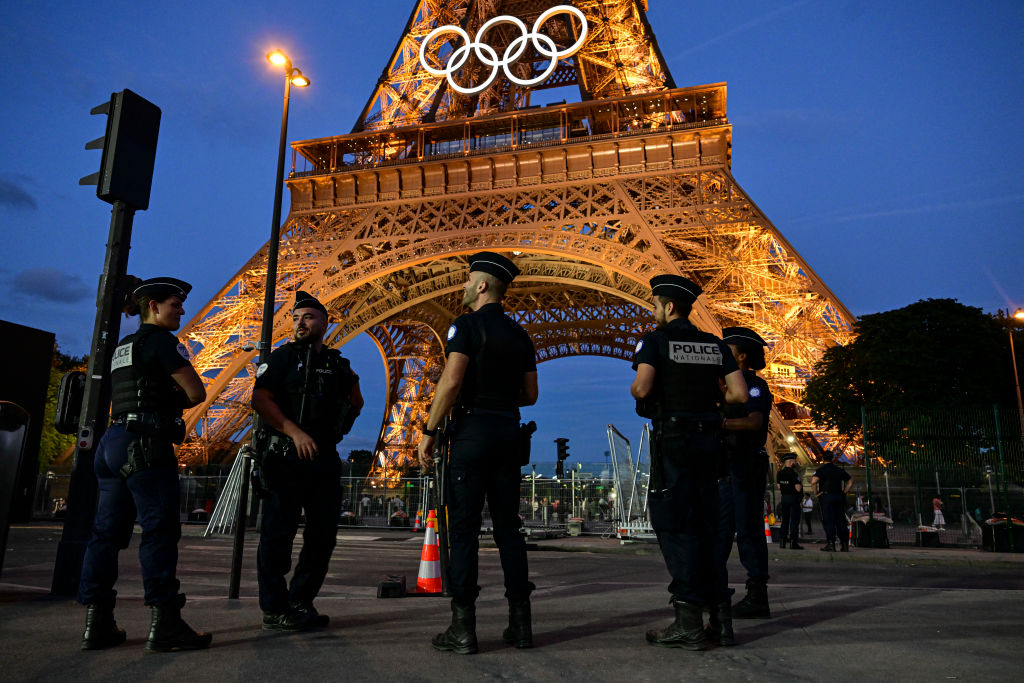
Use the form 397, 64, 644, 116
517, 420, 538, 466
119, 435, 176, 480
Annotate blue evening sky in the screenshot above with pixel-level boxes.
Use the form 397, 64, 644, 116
1, 1, 1021, 463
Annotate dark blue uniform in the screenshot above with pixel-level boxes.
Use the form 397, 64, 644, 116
78, 324, 190, 608
633, 319, 738, 607
813, 461, 851, 549
715, 370, 772, 591
444, 302, 536, 604
776, 465, 803, 544
254, 342, 358, 613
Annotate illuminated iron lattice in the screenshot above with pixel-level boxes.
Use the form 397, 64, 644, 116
176, 0, 854, 472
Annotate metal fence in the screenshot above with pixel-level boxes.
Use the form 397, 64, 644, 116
859, 404, 1024, 549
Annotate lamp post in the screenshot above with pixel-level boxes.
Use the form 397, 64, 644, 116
259, 49, 310, 364
1010, 307, 1024, 442
227, 50, 310, 600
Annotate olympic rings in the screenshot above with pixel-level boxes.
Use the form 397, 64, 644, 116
418, 5, 588, 96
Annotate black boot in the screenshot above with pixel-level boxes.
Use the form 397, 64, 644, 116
502, 597, 533, 649
145, 594, 212, 652
821, 542, 836, 552
81, 602, 126, 651
645, 598, 709, 650
290, 601, 330, 628
839, 540, 849, 552
779, 538, 787, 549
790, 541, 804, 550
732, 580, 771, 619
705, 601, 736, 647
432, 601, 478, 654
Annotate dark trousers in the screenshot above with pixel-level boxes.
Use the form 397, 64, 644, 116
447, 414, 531, 605
78, 424, 181, 607
777, 494, 802, 542
715, 470, 769, 592
650, 430, 722, 606
804, 506, 814, 533
820, 493, 848, 545
257, 457, 341, 612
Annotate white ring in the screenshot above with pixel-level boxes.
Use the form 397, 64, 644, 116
419, 5, 588, 95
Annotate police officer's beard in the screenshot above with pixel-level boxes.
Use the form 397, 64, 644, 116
462, 287, 478, 309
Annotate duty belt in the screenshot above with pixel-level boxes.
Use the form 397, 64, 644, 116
653, 414, 722, 433
112, 412, 163, 427
460, 407, 519, 419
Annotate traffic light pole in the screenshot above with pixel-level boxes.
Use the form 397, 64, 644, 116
52, 200, 136, 595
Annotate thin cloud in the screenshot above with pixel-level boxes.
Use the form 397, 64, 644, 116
12, 268, 90, 303
668, 0, 812, 60
0, 177, 38, 210
788, 193, 1024, 226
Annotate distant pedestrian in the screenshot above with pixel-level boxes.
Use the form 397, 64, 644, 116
932, 495, 945, 530
801, 493, 814, 534
775, 453, 803, 549
811, 450, 852, 552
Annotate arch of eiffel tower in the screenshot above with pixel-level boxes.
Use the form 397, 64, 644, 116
176, 0, 854, 471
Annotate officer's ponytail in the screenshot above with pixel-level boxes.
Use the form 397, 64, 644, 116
122, 275, 145, 317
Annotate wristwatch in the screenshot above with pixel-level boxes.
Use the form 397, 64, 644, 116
422, 425, 437, 437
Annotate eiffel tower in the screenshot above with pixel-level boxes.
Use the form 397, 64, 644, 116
176, 0, 854, 471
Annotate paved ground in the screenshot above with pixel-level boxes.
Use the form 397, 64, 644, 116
2, 522, 1023, 681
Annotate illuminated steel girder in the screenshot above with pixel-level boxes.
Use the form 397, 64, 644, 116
174, 1, 854, 470
352, 0, 675, 132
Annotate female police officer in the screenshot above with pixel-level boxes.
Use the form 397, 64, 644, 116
77, 276, 212, 652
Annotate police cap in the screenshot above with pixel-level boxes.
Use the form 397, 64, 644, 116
649, 274, 701, 304
722, 327, 768, 347
468, 251, 520, 284
133, 277, 191, 301
781, 453, 797, 462
293, 290, 328, 317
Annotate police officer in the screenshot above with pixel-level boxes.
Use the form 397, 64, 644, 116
253, 290, 363, 631
417, 252, 538, 655
811, 450, 852, 552
78, 276, 211, 652
717, 327, 773, 622
775, 454, 804, 549
631, 275, 747, 651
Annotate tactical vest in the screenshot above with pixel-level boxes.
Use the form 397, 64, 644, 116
655, 323, 726, 416
277, 343, 354, 440
456, 307, 529, 412
110, 327, 182, 419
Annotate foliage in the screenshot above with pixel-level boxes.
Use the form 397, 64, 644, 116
39, 344, 88, 471
804, 299, 1020, 437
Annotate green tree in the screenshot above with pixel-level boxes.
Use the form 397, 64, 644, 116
39, 344, 88, 471
803, 298, 1018, 437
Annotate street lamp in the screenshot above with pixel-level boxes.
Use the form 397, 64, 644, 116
229, 49, 310, 600
259, 49, 310, 367
1009, 307, 1024, 441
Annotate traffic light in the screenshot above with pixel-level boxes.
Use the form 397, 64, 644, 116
80, 89, 161, 210
554, 437, 570, 479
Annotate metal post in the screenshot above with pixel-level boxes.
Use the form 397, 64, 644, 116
571, 469, 577, 518
227, 68, 293, 597
1009, 327, 1024, 443
228, 452, 252, 599
862, 405, 873, 526
993, 405, 1014, 552
52, 199, 135, 595
531, 464, 536, 521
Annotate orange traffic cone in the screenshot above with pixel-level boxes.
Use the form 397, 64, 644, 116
414, 511, 442, 593
413, 510, 423, 531
764, 515, 773, 544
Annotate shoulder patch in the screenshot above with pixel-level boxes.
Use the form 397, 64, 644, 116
446, 324, 457, 341
255, 363, 268, 378
749, 386, 761, 398
635, 340, 643, 354
176, 343, 190, 360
